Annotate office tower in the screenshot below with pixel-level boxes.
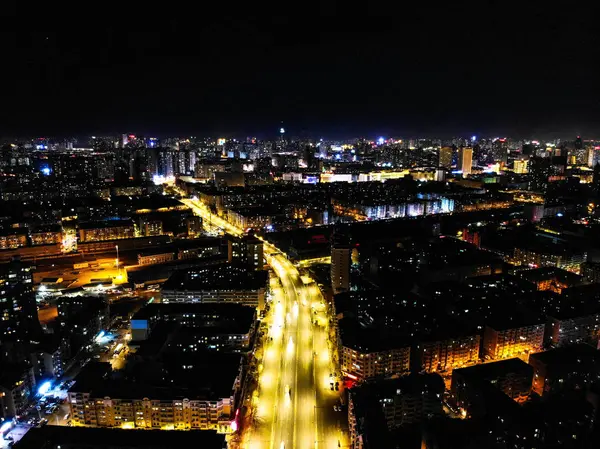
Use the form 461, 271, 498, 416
331, 234, 351, 294
458, 147, 473, 177
438, 146, 453, 169
0, 258, 40, 341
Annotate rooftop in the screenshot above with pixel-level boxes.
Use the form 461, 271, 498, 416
79, 219, 134, 229
161, 263, 268, 292
14, 426, 225, 449
453, 357, 532, 382
529, 344, 600, 369
70, 355, 240, 401
517, 267, 582, 285
132, 302, 256, 329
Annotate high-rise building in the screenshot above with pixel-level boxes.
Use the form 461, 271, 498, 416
0, 258, 40, 341
491, 138, 508, 165
331, 234, 351, 294
458, 147, 473, 177
438, 146, 453, 169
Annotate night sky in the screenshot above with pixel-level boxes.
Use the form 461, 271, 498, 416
1, 4, 597, 139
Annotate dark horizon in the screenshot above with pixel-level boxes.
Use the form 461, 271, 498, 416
1, 5, 597, 140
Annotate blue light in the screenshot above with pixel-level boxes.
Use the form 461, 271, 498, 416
378, 137, 385, 145
38, 381, 52, 396
471, 135, 476, 142
0, 421, 11, 434
41, 167, 51, 176
557, 213, 564, 217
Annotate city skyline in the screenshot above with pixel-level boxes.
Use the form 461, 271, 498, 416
3, 5, 600, 449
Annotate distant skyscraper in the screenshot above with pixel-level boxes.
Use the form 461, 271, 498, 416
491, 139, 508, 165
458, 147, 473, 177
331, 234, 351, 294
439, 147, 453, 169
570, 136, 586, 165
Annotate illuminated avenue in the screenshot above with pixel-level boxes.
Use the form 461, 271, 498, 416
181, 197, 347, 449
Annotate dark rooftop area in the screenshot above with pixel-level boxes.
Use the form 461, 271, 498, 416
453, 357, 532, 381
14, 425, 225, 449
161, 263, 267, 291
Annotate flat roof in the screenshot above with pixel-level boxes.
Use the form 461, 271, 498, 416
529, 344, 600, 368
70, 354, 240, 401
79, 219, 134, 229
161, 263, 267, 292
517, 267, 582, 284
453, 357, 532, 381
132, 302, 255, 326
14, 426, 225, 449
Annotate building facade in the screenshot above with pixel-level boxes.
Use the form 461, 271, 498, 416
341, 346, 410, 381
483, 323, 544, 361
69, 394, 233, 433
419, 335, 481, 374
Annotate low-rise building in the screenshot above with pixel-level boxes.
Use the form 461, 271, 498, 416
138, 251, 175, 266
30, 225, 63, 246
78, 220, 136, 243
0, 230, 27, 249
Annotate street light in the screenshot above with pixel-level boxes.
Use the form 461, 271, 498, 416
115, 245, 120, 276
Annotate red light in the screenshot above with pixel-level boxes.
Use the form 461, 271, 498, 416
345, 373, 358, 380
